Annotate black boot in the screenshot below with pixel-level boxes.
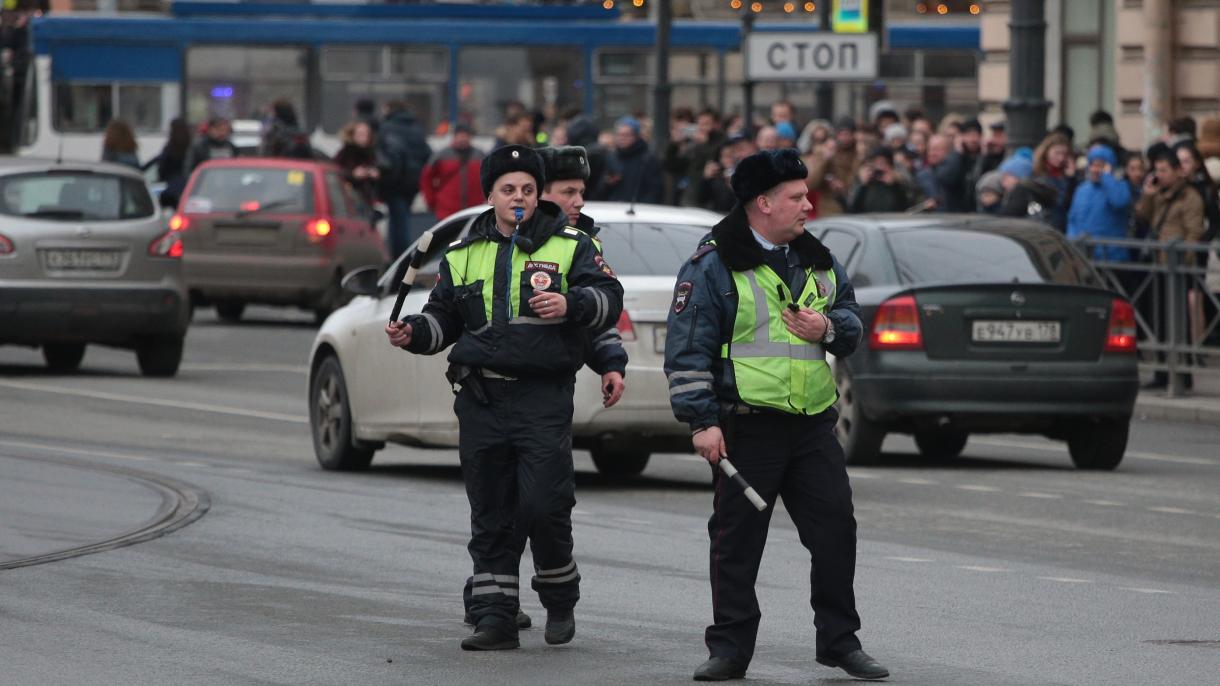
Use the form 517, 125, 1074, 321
465, 610, 532, 629
544, 608, 575, 645
460, 625, 519, 651
693, 656, 747, 681
816, 649, 890, 680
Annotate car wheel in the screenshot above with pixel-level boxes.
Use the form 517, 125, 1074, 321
590, 444, 650, 477
43, 343, 86, 372
914, 429, 968, 462
834, 364, 885, 464
311, 355, 375, 471
216, 302, 245, 323
137, 338, 183, 377
1067, 417, 1128, 471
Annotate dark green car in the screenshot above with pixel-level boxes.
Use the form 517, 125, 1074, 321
811, 215, 1139, 470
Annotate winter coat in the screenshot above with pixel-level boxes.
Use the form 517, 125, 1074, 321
1067, 173, 1133, 261
420, 145, 485, 220
599, 139, 662, 204
185, 136, 238, 173
848, 179, 918, 214
1134, 179, 1206, 265
333, 143, 380, 205
805, 146, 860, 216
377, 110, 432, 200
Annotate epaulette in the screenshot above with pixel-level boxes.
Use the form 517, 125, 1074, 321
561, 226, 588, 239
690, 242, 718, 263
445, 234, 484, 251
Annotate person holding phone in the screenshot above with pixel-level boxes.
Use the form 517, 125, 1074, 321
847, 146, 919, 213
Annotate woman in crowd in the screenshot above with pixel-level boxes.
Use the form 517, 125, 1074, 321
333, 119, 381, 206
1031, 133, 1076, 232
101, 120, 140, 169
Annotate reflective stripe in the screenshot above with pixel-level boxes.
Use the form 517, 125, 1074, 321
669, 381, 713, 397
594, 328, 618, 342
471, 573, 519, 584
421, 312, 444, 354
508, 316, 563, 325
594, 334, 622, 350
470, 586, 519, 597
743, 270, 770, 343
729, 341, 826, 360
536, 561, 576, 576
534, 571, 579, 584
667, 370, 713, 382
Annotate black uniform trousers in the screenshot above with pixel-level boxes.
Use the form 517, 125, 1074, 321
456, 376, 581, 635
705, 407, 862, 666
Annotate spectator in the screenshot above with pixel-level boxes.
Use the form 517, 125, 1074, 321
775, 121, 797, 149
260, 99, 312, 159
697, 138, 742, 214
976, 170, 1004, 214
871, 104, 900, 135
770, 100, 796, 128
974, 121, 1007, 180
185, 117, 239, 173
1174, 141, 1220, 242
1197, 117, 1220, 168
565, 115, 608, 198
797, 119, 832, 154
598, 116, 662, 204
1031, 133, 1076, 232
855, 122, 880, 160
805, 116, 861, 217
954, 118, 984, 210
664, 107, 697, 205
906, 129, 929, 172
333, 120, 381, 206
354, 97, 379, 134
494, 112, 534, 149
1087, 109, 1123, 164
907, 112, 934, 138
1124, 151, 1151, 239
938, 113, 964, 137
377, 100, 432, 258
1067, 145, 1133, 261
155, 118, 192, 209
755, 125, 780, 151
883, 123, 908, 151
680, 107, 726, 207
848, 146, 919, 213
914, 133, 966, 212
419, 123, 484, 221
998, 150, 1058, 222
1166, 116, 1197, 147
101, 120, 140, 169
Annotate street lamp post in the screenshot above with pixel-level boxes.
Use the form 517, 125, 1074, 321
653, 0, 672, 154
742, 11, 755, 129
817, 0, 834, 120
1002, 0, 1051, 151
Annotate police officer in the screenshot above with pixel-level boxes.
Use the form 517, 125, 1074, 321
459, 145, 627, 628
664, 149, 890, 681
386, 144, 623, 651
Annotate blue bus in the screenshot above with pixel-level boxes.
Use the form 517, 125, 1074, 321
17, 1, 980, 161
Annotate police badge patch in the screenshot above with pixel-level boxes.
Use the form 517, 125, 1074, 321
594, 254, 617, 278
530, 271, 553, 290
815, 278, 827, 298
673, 281, 693, 314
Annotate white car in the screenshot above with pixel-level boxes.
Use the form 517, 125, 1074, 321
307, 202, 722, 476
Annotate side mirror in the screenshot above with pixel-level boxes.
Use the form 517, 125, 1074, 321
342, 265, 380, 296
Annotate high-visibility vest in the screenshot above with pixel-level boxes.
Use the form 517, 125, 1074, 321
446, 229, 581, 324
722, 263, 838, 415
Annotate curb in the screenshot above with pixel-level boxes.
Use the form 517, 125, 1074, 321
1133, 396, 1220, 425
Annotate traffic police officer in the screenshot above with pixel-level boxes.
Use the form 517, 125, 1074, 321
459, 145, 627, 628
663, 148, 890, 681
386, 144, 623, 651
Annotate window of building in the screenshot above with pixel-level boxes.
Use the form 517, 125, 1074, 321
459, 47, 583, 136
594, 49, 728, 128
53, 83, 165, 133
186, 46, 308, 127
319, 45, 448, 135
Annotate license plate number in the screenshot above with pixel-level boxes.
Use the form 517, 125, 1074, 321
44, 249, 122, 271
972, 320, 1060, 343
653, 326, 667, 354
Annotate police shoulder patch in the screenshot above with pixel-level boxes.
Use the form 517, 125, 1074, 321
673, 281, 694, 314
594, 254, 617, 279
563, 227, 582, 237
690, 243, 718, 263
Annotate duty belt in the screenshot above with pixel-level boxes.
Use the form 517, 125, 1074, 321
478, 368, 518, 381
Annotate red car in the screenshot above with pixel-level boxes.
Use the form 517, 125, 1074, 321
175, 158, 388, 323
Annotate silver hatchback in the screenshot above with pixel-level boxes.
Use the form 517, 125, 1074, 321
0, 158, 190, 376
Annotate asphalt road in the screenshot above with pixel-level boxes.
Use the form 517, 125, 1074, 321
1, 306, 1218, 685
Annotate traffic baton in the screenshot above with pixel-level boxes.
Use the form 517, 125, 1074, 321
388, 229, 436, 324
718, 458, 767, 511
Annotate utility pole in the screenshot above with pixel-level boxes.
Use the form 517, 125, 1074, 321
742, 11, 755, 130
653, 0, 672, 154
816, 1, 834, 120
1002, 0, 1051, 151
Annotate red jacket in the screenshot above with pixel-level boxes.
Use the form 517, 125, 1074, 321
420, 146, 485, 220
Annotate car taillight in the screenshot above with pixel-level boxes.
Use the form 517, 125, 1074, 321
149, 230, 183, 258
0, 233, 13, 256
306, 218, 333, 242
168, 213, 189, 232
870, 295, 923, 350
616, 310, 637, 341
1104, 298, 1137, 353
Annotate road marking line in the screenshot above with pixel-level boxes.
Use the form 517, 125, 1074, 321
176, 461, 208, 468
1039, 576, 1094, 583
0, 380, 308, 425
885, 556, 932, 563
973, 437, 1217, 466
1018, 492, 1063, 499
180, 362, 308, 373
955, 484, 999, 492
1121, 587, 1175, 594
0, 439, 156, 462
956, 565, 1007, 573
1148, 506, 1196, 515
614, 518, 653, 526
898, 478, 937, 485
1084, 499, 1123, 507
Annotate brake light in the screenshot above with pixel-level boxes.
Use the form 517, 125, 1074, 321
1104, 298, 1137, 353
239, 200, 260, 213
149, 230, 183, 258
0, 233, 13, 256
307, 218, 333, 242
870, 295, 923, 350
168, 213, 189, 232
616, 310, 637, 341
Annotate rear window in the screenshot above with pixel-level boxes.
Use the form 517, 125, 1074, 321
887, 228, 1102, 287
184, 167, 314, 215
597, 223, 710, 276
0, 172, 154, 221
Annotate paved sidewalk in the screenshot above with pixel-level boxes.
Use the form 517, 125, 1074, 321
1134, 369, 1220, 424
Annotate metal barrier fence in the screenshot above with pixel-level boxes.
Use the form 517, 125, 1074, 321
1074, 236, 1220, 398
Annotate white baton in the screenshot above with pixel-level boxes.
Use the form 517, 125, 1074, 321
718, 458, 767, 511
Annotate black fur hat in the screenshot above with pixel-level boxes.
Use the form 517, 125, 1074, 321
538, 146, 590, 184
480, 144, 546, 197
730, 148, 809, 203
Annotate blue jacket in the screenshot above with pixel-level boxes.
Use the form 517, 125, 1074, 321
663, 206, 863, 431
1067, 174, 1133, 262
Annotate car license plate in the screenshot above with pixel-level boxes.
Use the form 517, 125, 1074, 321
653, 326, 667, 354
971, 320, 1060, 343
43, 249, 122, 271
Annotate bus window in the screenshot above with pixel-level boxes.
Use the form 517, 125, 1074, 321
186, 46, 307, 126
319, 45, 447, 135
117, 85, 162, 132
54, 84, 111, 132
458, 47, 582, 136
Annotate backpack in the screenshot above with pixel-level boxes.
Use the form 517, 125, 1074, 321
377, 125, 431, 197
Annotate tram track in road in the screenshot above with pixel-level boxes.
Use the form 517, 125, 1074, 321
0, 451, 211, 571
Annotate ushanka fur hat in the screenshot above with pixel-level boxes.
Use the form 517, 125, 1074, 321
730, 148, 809, 203
538, 146, 590, 184
480, 144, 546, 196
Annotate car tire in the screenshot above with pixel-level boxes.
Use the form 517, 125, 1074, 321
216, 302, 245, 323
311, 355, 375, 471
914, 429, 968, 462
1067, 417, 1128, 471
43, 343, 86, 372
834, 364, 885, 465
590, 444, 650, 477
137, 338, 183, 377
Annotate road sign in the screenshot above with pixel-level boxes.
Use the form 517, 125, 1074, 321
745, 32, 878, 81
832, 0, 869, 33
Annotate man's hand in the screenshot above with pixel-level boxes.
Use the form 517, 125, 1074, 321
385, 321, 412, 348
704, 160, 721, 179
782, 307, 829, 343
529, 290, 567, 319
693, 425, 727, 465
601, 371, 625, 408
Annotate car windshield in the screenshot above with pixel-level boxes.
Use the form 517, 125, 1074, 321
0, 172, 154, 221
887, 227, 1102, 287
596, 222, 711, 276
184, 167, 314, 214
